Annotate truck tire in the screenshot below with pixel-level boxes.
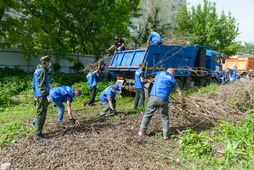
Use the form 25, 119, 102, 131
176, 79, 184, 89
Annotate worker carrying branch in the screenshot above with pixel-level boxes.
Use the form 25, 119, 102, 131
138, 68, 186, 140
86, 63, 100, 107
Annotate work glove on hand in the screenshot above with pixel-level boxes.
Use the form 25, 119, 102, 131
69, 118, 76, 125
117, 47, 121, 51
106, 49, 110, 54
47, 95, 53, 102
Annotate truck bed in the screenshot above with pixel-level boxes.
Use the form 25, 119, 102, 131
109, 45, 210, 77
222, 57, 254, 72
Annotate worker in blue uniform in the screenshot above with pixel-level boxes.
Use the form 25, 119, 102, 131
134, 63, 148, 109
224, 68, 230, 84
49, 86, 81, 124
138, 68, 186, 140
32, 86, 81, 126
147, 29, 163, 45
229, 65, 238, 82
99, 84, 121, 117
86, 63, 100, 106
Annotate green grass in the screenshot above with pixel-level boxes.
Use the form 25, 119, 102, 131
170, 111, 254, 169
0, 122, 34, 146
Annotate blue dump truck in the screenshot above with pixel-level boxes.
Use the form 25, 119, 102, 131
109, 45, 225, 96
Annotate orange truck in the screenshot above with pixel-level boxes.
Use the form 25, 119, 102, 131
222, 57, 254, 72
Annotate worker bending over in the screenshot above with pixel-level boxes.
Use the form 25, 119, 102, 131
32, 86, 81, 126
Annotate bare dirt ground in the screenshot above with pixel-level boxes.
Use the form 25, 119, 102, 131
0, 80, 252, 169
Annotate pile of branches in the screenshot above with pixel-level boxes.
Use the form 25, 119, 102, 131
79, 54, 111, 72
168, 80, 254, 127
140, 35, 207, 49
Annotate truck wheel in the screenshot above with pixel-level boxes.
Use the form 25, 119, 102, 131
176, 79, 184, 89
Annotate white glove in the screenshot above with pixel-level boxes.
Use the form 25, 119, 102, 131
47, 95, 53, 102
117, 47, 121, 51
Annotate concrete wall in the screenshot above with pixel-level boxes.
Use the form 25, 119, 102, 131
0, 48, 111, 73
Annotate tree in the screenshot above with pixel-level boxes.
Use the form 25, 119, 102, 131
0, 0, 140, 60
130, 0, 185, 48
130, 7, 171, 47
241, 42, 254, 54
175, 0, 241, 56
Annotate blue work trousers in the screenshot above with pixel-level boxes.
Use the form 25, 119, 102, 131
32, 99, 65, 125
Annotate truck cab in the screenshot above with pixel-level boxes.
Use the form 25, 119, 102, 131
206, 50, 225, 84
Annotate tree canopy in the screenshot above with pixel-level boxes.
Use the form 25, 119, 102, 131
175, 0, 241, 56
0, 0, 140, 60
241, 42, 254, 55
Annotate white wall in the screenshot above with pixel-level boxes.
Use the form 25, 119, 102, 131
0, 48, 111, 73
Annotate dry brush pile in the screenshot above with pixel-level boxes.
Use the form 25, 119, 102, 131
168, 80, 254, 130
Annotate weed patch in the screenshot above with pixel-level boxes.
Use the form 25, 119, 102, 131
0, 122, 34, 146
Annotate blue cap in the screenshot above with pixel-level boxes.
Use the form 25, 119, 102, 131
227, 67, 230, 69
112, 84, 120, 92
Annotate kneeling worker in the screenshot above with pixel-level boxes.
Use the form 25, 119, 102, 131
138, 68, 186, 140
99, 84, 121, 117
32, 86, 81, 125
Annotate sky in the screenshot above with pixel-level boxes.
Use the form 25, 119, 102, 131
187, 0, 254, 44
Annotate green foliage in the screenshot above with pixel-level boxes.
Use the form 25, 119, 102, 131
0, 0, 141, 58
72, 81, 115, 102
175, 0, 241, 56
0, 67, 92, 108
0, 74, 32, 107
0, 122, 34, 146
52, 62, 61, 74
241, 41, 254, 54
176, 114, 254, 168
178, 129, 212, 157
69, 61, 84, 73
153, 130, 163, 137
50, 73, 86, 86
0, 66, 26, 77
